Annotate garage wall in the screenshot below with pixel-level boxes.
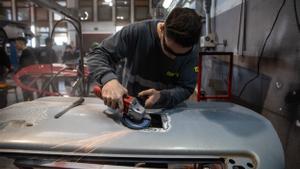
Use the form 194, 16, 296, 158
192, 0, 300, 168
82, 33, 111, 53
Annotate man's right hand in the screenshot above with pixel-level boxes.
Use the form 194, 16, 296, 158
101, 79, 128, 111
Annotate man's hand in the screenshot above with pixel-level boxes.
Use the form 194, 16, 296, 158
138, 89, 160, 108
102, 79, 128, 111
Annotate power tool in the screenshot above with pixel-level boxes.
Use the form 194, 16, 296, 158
93, 85, 151, 130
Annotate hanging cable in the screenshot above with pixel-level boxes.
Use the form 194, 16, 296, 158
294, 0, 300, 31
236, 0, 244, 55
238, 0, 287, 97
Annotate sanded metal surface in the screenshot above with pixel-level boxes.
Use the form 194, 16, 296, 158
0, 97, 284, 168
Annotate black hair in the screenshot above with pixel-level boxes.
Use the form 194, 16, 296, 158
16, 37, 27, 44
65, 45, 73, 49
165, 7, 202, 47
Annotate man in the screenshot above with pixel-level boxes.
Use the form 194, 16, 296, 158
16, 37, 36, 69
88, 7, 201, 110
0, 46, 11, 108
0, 46, 11, 80
15, 37, 36, 101
36, 37, 58, 64
35, 37, 59, 94
62, 45, 78, 64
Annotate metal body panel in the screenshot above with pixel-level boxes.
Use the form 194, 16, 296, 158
0, 97, 284, 169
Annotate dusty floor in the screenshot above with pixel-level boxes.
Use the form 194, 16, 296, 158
0, 157, 18, 169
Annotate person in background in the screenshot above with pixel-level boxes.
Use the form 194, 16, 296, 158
15, 37, 37, 101
62, 45, 77, 64
0, 46, 12, 108
35, 37, 59, 93
60, 45, 79, 92
36, 37, 58, 64
0, 46, 11, 80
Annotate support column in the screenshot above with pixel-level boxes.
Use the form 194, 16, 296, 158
130, 0, 134, 23
12, 0, 16, 21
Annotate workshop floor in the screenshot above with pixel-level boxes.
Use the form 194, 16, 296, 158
0, 157, 18, 169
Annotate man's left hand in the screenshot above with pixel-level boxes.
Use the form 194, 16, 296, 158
138, 89, 160, 108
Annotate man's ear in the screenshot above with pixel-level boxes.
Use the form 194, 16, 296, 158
160, 23, 165, 32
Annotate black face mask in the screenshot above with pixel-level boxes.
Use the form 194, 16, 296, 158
162, 34, 193, 57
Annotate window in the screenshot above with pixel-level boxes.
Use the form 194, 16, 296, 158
17, 8, 30, 21
79, 0, 93, 21
51, 0, 68, 46
34, 5, 50, 47
134, 0, 150, 21
56, 0, 67, 7
35, 7, 48, 21
52, 21, 68, 46
53, 0, 66, 21
36, 26, 49, 33
116, 0, 130, 24
54, 26, 67, 32
35, 24, 49, 47
38, 33, 49, 46
4, 8, 13, 20
53, 12, 63, 21
0, 0, 12, 20
98, 0, 113, 21
53, 33, 68, 46
16, 0, 31, 22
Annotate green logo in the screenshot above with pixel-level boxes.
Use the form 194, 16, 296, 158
166, 71, 179, 78
194, 66, 199, 73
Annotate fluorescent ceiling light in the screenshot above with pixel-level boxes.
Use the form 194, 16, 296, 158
163, 0, 172, 8
102, 1, 113, 6
30, 25, 35, 34
116, 26, 124, 32
80, 11, 89, 20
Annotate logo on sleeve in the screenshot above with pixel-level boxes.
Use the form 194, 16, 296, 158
165, 71, 179, 78
194, 66, 199, 73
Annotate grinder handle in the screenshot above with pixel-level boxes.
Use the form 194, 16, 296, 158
93, 85, 103, 99
93, 85, 132, 113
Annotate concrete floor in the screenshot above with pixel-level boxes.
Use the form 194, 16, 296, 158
0, 157, 18, 169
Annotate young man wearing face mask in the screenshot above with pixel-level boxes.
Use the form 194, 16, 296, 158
88, 7, 202, 110
15, 37, 37, 101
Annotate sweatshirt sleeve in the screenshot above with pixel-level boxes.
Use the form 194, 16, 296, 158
87, 25, 137, 85
155, 51, 198, 108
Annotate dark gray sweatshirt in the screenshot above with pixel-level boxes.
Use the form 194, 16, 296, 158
87, 20, 198, 108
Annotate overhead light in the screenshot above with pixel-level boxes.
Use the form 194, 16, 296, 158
30, 38, 36, 48
116, 16, 124, 20
54, 34, 68, 46
102, 0, 113, 6
30, 25, 36, 34
116, 26, 124, 32
29, 25, 36, 47
80, 11, 89, 20
163, 0, 172, 8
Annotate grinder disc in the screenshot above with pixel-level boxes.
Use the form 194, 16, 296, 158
121, 114, 151, 130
